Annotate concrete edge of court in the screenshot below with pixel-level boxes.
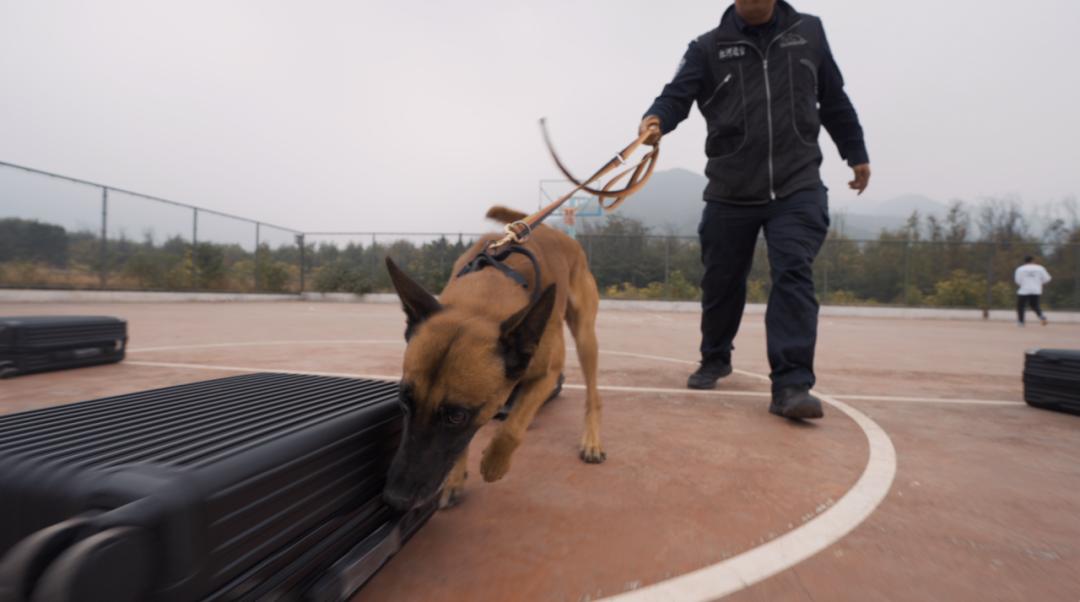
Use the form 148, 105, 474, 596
1, 288, 1078, 323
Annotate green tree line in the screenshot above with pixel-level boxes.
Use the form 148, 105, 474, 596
2, 197, 1078, 309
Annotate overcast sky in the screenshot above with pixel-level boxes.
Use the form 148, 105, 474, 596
2, 0, 1079, 236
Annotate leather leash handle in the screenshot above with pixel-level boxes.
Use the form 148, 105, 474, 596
541, 120, 659, 200
489, 120, 660, 250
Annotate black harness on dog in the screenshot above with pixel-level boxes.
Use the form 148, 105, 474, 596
456, 245, 542, 303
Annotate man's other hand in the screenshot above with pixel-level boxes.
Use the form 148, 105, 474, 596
639, 115, 662, 145
849, 163, 871, 195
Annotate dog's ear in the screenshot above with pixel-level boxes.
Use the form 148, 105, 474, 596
386, 257, 442, 340
498, 284, 557, 380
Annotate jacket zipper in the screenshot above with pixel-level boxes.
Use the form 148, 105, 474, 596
703, 73, 734, 108
762, 57, 775, 199
717, 19, 803, 201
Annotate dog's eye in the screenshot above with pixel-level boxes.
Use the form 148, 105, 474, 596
442, 407, 469, 427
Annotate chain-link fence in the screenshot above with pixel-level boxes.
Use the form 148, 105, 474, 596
4, 160, 1079, 309
576, 235, 1080, 310
1, 161, 302, 293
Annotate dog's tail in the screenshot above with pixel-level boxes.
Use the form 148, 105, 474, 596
486, 206, 528, 224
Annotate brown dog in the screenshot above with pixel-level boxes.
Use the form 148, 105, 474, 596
382, 206, 604, 511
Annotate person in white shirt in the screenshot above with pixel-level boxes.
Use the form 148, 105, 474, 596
1015, 256, 1051, 326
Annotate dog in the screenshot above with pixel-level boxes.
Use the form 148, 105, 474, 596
382, 206, 605, 511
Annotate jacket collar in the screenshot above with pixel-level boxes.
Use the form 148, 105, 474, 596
718, 0, 799, 39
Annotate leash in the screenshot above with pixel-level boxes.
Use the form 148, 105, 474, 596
487, 119, 660, 251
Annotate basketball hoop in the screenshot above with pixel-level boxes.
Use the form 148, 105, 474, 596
537, 183, 603, 241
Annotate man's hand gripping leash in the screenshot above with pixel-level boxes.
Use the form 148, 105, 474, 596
488, 119, 661, 251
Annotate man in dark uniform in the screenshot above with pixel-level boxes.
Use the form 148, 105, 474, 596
639, 0, 870, 419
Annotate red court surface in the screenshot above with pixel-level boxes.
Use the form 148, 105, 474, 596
2, 301, 1079, 601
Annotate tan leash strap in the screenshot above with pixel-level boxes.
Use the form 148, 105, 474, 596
489, 119, 659, 250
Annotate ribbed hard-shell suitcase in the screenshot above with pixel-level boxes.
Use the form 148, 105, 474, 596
1023, 349, 1080, 416
0, 316, 127, 378
0, 373, 433, 602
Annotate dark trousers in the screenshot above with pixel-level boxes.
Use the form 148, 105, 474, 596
698, 186, 829, 391
1016, 295, 1044, 323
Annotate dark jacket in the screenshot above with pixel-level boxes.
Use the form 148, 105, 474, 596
644, 1, 868, 204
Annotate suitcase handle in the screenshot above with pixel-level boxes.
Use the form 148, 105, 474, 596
30, 527, 152, 602
305, 522, 402, 602
0, 520, 151, 602
0, 515, 98, 602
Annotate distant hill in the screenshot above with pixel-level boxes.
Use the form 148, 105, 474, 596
590, 169, 947, 239
831, 193, 949, 217
830, 193, 950, 238
607, 167, 708, 235
827, 212, 909, 239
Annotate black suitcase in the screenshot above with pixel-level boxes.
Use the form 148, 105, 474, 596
0, 373, 433, 602
0, 316, 128, 378
1024, 349, 1080, 415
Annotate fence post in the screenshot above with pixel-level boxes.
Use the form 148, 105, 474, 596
1074, 244, 1079, 310
903, 239, 911, 305
99, 187, 108, 289
371, 234, 377, 287
254, 222, 261, 292
663, 236, 671, 300
191, 208, 199, 289
984, 243, 994, 317
297, 234, 306, 294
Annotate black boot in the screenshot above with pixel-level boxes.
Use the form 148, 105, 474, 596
687, 357, 733, 390
769, 385, 824, 420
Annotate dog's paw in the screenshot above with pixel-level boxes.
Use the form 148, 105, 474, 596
439, 467, 468, 510
480, 446, 512, 482
579, 445, 607, 464
439, 484, 465, 510
580, 431, 606, 464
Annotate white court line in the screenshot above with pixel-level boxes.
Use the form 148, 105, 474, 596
129, 339, 403, 353
597, 350, 1021, 406
833, 394, 1023, 407
570, 385, 1022, 406
125, 360, 399, 382
601, 390, 896, 602
123, 361, 1020, 407
565, 384, 769, 398
597, 349, 768, 384
595, 351, 898, 600
128, 342, 1023, 407
125, 361, 776, 399
125, 351, 898, 601
598, 349, 699, 366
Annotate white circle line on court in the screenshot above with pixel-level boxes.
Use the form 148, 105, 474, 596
591, 353, 897, 600
125, 360, 399, 382
124, 348, 898, 601
121, 362, 1021, 406
126, 340, 1023, 406
128, 339, 404, 353
832, 395, 1023, 407
599, 390, 896, 602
